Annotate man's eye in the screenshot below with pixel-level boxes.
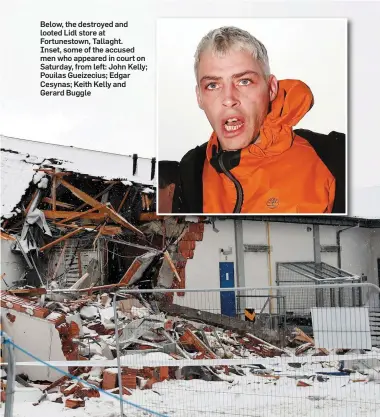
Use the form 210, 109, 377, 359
239, 79, 252, 86
206, 82, 218, 90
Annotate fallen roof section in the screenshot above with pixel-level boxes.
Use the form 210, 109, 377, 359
1, 135, 156, 219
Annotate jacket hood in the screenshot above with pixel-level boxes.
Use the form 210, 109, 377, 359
206, 79, 314, 160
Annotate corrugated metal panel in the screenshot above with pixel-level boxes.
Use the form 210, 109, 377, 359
369, 310, 380, 346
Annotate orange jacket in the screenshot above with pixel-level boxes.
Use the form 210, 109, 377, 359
202, 79, 336, 214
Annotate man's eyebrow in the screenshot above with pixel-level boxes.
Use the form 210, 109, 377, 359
199, 75, 222, 83
232, 70, 260, 79
199, 70, 260, 83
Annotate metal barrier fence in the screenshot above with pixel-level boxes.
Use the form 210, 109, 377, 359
1, 282, 380, 417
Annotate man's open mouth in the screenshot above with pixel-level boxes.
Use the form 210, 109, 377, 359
223, 117, 245, 133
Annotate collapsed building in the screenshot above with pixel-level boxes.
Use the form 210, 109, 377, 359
0, 136, 289, 408
1, 135, 380, 410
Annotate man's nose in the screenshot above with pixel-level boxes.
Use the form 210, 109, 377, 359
222, 83, 240, 107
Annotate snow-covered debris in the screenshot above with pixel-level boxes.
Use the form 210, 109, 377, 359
79, 306, 99, 320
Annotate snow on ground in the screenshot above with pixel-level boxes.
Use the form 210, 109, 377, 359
6, 368, 380, 417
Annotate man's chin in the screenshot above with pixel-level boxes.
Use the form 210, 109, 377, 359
219, 136, 251, 151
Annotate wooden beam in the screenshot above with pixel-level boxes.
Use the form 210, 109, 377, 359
42, 198, 75, 209
52, 175, 57, 211
57, 179, 143, 236
55, 223, 122, 236
59, 178, 103, 208
100, 225, 122, 236
0, 231, 16, 241
56, 204, 105, 225
76, 183, 115, 211
139, 213, 161, 222
99, 206, 144, 236
146, 196, 153, 211
25, 191, 38, 215
141, 194, 147, 211
117, 187, 130, 213
164, 250, 181, 282
34, 168, 71, 177
9, 288, 47, 296
39, 228, 85, 252
43, 210, 107, 221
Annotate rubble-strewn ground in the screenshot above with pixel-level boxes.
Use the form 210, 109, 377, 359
2, 289, 380, 416
6, 366, 380, 417
2, 144, 380, 416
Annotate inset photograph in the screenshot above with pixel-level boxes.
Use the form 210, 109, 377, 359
157, 18, 347, 215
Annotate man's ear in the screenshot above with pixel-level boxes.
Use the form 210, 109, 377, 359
168, 183, 176, 197
268, 75, 279, 102
196, 85, 203, 110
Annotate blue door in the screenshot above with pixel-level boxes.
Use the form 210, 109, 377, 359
219, 262, 236, 317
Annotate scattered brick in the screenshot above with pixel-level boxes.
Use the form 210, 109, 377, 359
297, 380, 312, 387
75, 387, 100, 399
102, 370, 118, 390
65, 397, 85, 409
0, 292, 50, 318
6, 312, 16, 323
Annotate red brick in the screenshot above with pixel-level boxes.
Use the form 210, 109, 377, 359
159, 366, 169, 381
61, 382, 81, 396
175, 261, 187, 269
183, 232, 203, 241
143, 378, 158, 390
164, 320, 173, 331
0, 293, 50, 318
65, 398, 85, 409
121, 375, 136, 389
164, 292, 174, 303
141, 367, 155, 379
6, 313, 16, 323
46, 312, 66, 327
179, 240, 196, 251
76, 387, 100, 399
188, 223, 205, 233
180, 249, 194, 259
68, 321, 80, 338
102, 370, 118, 390
297, 380, 312, 387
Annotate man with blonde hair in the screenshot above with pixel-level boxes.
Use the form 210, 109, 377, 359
171, 26, 345, 214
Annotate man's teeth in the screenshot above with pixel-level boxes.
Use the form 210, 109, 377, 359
225, 124, 242, 131
224, 118, 244, 131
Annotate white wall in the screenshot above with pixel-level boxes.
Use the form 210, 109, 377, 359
174, 220, 236, 311
1, 240, 26, 290
181, 220, 374, 313
340, 227, 372, 280
1, 309, 67, 381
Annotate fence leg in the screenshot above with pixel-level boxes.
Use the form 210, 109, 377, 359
3, 333, 15, 417
113, 292, 125, 417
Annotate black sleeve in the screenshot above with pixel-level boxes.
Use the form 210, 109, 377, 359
294, 129, 346, 214
172, 143, 207, 214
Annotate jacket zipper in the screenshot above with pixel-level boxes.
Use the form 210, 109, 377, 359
217, 153, 244, 213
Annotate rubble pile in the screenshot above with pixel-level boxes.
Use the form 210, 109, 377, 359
0, 287, 293, 408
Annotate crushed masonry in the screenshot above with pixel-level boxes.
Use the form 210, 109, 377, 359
0, 152, 373, 410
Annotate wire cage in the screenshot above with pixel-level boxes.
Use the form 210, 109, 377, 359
276, 262, 363, 324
